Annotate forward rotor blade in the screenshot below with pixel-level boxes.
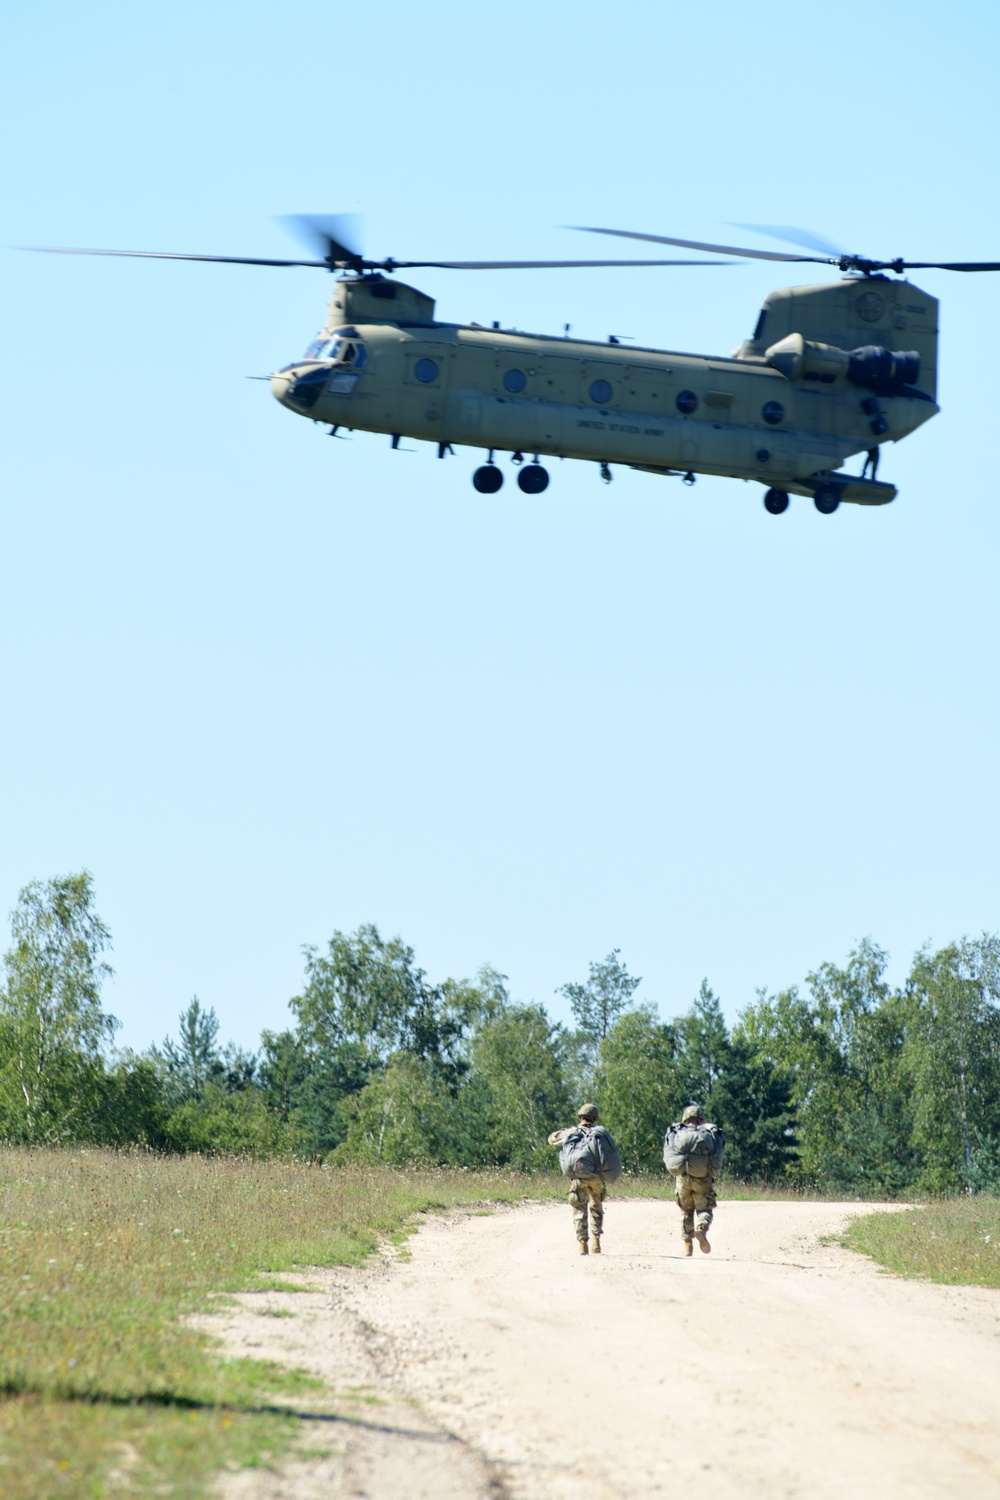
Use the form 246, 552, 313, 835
25, 246, 328, 267
572, 225, 834, 264
280, 214, 365, 266
25, 246, 725, 274
386, 258, 729, 269
729, 222, 846, 258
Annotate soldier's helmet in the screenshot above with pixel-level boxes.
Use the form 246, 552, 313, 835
577, 1102, 599, 1122
682, 1104, 705, 1123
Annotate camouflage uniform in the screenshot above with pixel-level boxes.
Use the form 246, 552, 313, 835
568, 1179, 606, 1244
664, 1106, 724, 1252
549, 1107, 607, 1250
673, 1172, 717, 1241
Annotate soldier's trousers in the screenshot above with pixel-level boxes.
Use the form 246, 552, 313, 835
568, 1180, 605, 1242
674, 1173, 716, 1239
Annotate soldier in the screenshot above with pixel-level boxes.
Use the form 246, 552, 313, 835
548, 1103, 617, 1256
663, 1104, 725, 1257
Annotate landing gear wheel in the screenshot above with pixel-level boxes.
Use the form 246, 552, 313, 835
517, 463, 549, 495
763, 488, 789, 515
473, 465, 503, 494
813, 485, 840, 515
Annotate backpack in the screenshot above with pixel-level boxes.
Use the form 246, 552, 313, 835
559, 1124, 623, 1186
663, 1121, 725, 1178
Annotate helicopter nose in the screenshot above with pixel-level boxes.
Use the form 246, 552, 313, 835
270, 369, 293, 406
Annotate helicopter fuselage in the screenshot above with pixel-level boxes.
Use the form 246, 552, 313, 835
270, 272, 939, 506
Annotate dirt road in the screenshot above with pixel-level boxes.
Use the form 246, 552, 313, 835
209, 1199, 1000, 1499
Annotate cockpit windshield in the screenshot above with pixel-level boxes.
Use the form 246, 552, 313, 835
302, 333, 367, 369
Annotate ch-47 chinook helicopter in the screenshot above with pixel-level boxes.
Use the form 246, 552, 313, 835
35, 218, 1000, 514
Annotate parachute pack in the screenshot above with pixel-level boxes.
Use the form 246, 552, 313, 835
559, 1124, 623, 1186
663, 1121, 725, 1178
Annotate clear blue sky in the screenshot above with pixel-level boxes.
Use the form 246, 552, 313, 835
4, 0, 999, 1052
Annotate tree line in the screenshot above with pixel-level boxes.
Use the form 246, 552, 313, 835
1, 873, 999, 1193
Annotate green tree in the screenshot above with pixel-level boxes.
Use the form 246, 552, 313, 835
594, 1005, 684, 1171
155, 997, 221, 1102
86, 1054, 169, 1147
806, 936, 892, 1077
804, 939, 918, 1192
736, 942, 918, 1191
0, 872, 116, 1141
289, 923, 469, 1085
675, 980, 731, 1105
467, 1003, 571, 1168
673, 981, 800, 1183
331, 1054, 453, 1164
164, 1083, 303, 1156
708, 1033, 798, 1182
258, 1028, 307, 1121
283, 931, 499, 1152
737, 982, 846, 1181
559, 950, 642, 1046
902, 936, 1000, 1192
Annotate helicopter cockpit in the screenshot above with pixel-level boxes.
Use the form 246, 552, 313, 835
303, 330, 367, 368
281, 329, 368, 407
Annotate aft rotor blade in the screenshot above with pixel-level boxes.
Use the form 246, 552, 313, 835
902, 260, 1000, 272
387, 257, 729, 269
26, 246, 328, 267
573, 225, 834, 264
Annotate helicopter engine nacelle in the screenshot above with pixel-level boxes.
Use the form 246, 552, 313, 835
764, 333, 849, 382
765, 332, 921, 389
846, 345, 921, 388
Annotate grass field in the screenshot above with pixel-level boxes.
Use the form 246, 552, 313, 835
843, 1196, 1000, 1287
0, 1150, 567, 1499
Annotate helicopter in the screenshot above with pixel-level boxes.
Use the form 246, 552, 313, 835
32, 219, 1000, 514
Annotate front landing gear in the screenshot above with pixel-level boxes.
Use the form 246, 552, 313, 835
763, 488, 789, 515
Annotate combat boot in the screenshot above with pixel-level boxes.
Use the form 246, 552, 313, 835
682, 1238, 693, 1257
578, 1239, 589, 1255
695, 1227, 711, 1254
590, 1237, 601, 1255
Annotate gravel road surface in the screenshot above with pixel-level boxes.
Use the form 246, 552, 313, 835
207, 1198, 1000, 1499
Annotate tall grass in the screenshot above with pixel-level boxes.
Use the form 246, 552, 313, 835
843, 1196, 1000, 1287
0, 1149, 563, 1498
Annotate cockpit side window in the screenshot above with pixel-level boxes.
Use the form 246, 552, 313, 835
337, 341, 367, 368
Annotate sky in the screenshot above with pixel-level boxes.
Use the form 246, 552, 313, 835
3, 0, 999, 1054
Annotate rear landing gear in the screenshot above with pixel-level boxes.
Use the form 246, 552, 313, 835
517, 463, 549, 494
813, 485, 841, 514
473, 464, 503, 494
763, 488, 789, 515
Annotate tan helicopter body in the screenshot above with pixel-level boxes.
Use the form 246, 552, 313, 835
270, 270, 938, 510
36, 217, 973, 513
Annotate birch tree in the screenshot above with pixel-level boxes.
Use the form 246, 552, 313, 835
0, 872, 115, 1140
